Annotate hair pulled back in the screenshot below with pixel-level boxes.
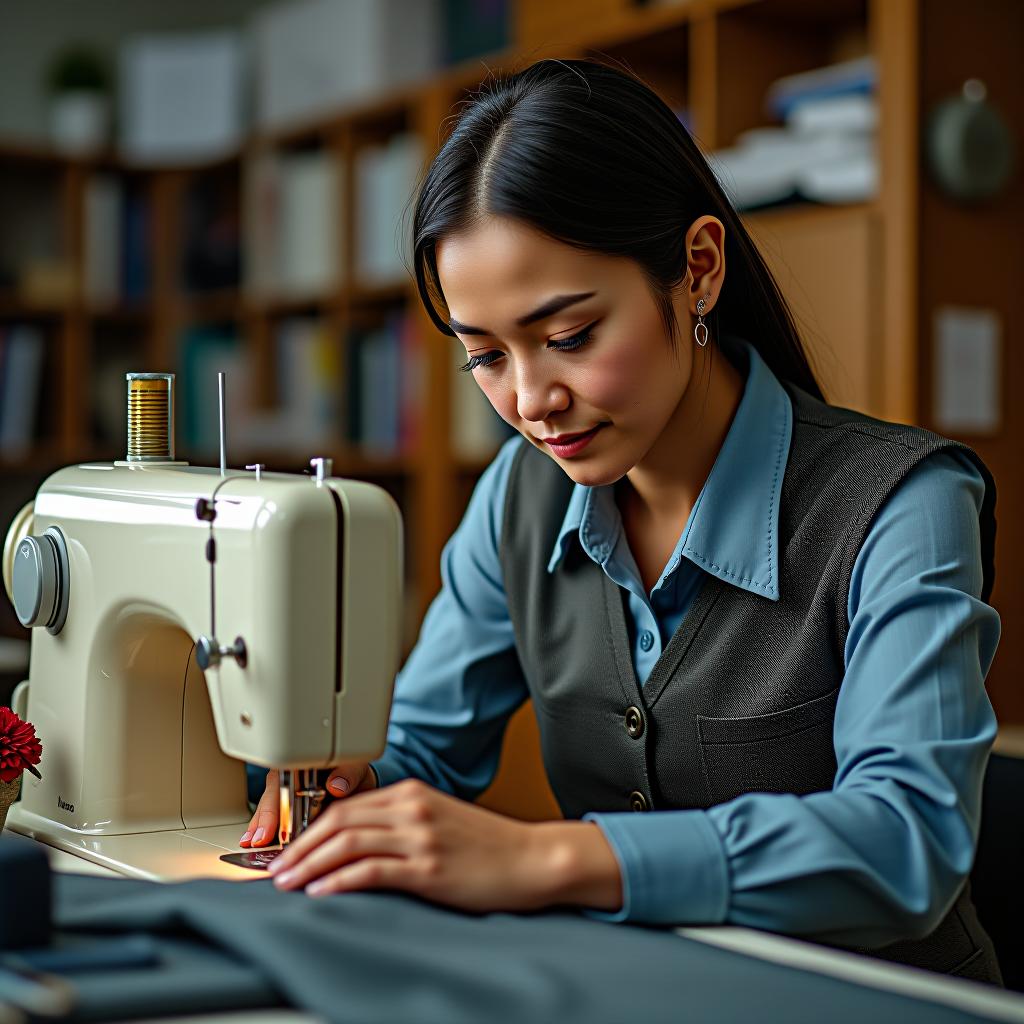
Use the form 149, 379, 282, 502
412, 58, 823, 400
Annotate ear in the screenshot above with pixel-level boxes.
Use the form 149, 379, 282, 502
682, 215, 726, 314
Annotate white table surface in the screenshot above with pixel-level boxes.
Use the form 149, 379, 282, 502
16, 839, 1024, 1023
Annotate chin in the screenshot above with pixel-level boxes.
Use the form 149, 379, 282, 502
556, 457, 629, 489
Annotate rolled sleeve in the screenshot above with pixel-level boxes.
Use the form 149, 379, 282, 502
582, 810, 730, 924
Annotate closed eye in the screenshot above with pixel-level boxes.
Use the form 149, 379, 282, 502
458, 321, 598, 373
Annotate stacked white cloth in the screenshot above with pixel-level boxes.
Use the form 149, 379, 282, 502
710, 57, 878, 210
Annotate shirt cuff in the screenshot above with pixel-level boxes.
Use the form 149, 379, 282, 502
368, 755, 408, 789
582, 810, 730, 925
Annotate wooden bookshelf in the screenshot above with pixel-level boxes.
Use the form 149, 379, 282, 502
3, 0, 1022, 764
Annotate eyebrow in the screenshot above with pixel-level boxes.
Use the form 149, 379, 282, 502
448, 291, 597, 336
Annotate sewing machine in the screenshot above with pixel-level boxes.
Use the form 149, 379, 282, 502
1, 372, 403, 881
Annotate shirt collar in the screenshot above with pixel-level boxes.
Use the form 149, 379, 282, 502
547, 336, 792, 601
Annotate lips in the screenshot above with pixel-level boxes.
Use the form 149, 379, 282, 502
542, 425, 602, 444
538, 423, 608, 457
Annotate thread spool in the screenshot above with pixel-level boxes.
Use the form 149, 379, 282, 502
125, 373, 175, 462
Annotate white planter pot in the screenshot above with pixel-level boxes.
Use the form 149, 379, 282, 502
50, 91, 109, 155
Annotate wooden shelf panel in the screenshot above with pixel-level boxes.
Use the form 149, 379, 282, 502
0, 295, 67, 319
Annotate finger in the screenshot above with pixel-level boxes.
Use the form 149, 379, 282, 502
248, 802, 281, 847
325, 763, 370, 797
269, 797, 398, 872
240, 771, 279, 847
304, 856, 412, 897
272, 827, 406, 891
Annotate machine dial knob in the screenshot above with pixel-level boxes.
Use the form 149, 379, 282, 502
12, 528, 70, 634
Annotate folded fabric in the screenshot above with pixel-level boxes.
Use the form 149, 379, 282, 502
56, 873, 998, 1024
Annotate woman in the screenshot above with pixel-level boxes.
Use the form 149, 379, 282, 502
242, 59, 1001, 983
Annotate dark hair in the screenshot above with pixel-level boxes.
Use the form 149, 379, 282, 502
412, 57, 824, 401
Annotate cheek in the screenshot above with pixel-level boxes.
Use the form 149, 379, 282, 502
570, 344, 670, 413
473, 374, 518, 424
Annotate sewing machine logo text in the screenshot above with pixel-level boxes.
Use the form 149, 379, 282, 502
58, 795, 75, 813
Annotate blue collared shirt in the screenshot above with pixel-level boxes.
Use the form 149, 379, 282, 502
371, 338, 1000, 944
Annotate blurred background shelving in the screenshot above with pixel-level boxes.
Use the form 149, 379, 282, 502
0, 0, 1020, 820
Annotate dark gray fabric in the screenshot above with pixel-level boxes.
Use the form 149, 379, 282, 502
50, 931, 281, 1021
499, 378, 1000, 983
55, 872, 1006, 1023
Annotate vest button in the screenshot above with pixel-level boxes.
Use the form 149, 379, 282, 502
639, 629, 654, 652
624, 705, 645, 739
629, 791, 649, 812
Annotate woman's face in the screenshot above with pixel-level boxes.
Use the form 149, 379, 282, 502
435, 216, 696, 487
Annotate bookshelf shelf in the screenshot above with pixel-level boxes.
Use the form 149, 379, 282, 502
250, 293, 342, 318
182, 290, 244, 322
2, 0, 1017, 809
0, 296, 67, 319
347, 282, 410, 307
87, 301, 153, 321
0, 0, 923, 645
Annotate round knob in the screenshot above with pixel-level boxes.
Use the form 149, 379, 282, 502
196, 634, 248, 670
13, 533, 62, 629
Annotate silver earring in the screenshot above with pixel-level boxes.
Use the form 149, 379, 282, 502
694, 295, 710, 347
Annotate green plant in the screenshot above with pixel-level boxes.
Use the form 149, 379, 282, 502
46, 46, 110, 94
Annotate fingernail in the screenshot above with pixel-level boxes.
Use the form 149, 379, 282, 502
239, 831, 253, 845
329, 778, 349, 795
252, 828, 266, 844
274, 870, 296, 887
267, 857, 283, 875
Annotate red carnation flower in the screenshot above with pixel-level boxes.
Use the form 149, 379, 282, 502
0, 706, 42, 784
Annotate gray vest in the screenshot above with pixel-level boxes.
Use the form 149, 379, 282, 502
499, 382, 1001, 984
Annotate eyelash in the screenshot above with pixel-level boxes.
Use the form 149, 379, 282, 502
458, 322, 597, 373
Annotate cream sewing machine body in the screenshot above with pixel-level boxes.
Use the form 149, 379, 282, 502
2, 374, 403, 881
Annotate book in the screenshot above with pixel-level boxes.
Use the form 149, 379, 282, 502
279, 151, 340, 297
178, 326, 249, 455
0, 325, 46, 457
84, 174, 121, 305
275, 317, 342, 446
122, 183, 152, 301
355, 133, 424, 287
357, 325, 401, 455
182, 172, 240, 292
243, 149, 342, 299
449, 346, 512, 460
397, 310, 424, 454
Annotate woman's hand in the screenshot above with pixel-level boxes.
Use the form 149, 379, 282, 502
239, 762, 377, 848
266, 778, 624, 915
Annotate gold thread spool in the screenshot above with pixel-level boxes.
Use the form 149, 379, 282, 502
125, 373, 175, 461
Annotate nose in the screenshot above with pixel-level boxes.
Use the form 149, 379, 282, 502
514, 357, 570, 424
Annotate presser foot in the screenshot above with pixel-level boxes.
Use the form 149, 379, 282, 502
219, 848, 284, 871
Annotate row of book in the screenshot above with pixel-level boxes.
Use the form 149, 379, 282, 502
244, 149, 338, 299
174, 312, 509, 462
243, 133, 423, 300
0, 318, 513, 466
0, 325, 46, 459
84, 176, 152, 304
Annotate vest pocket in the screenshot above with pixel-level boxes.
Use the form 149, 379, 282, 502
697, 688, 839, 806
